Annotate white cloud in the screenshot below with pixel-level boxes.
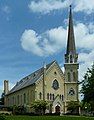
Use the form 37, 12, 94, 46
74, 23, 94, 50
73, 0, 94, 14
21, 22, 94, 56
78, 50, 94, 81
21, 27, 67, 56
28, 0, 70, 14
28, 0, 94, 14
21, 30, 44, 56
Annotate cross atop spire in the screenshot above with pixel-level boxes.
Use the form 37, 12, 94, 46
66, 5, 76, 55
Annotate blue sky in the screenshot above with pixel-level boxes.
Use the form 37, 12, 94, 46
0, 0, 94, 97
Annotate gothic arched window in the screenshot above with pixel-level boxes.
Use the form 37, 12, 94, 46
47, 93, 49, 100
50, 93, 52, 100
17, 95, 19, 105
70, 54, 73, 63
23, 93, 26, 104
62, 95, 64, 101
52, 79, 59, 90
73, 72, 76, 81
68, 72, 71, 82
52, 94, 54, 100
39, 92, 42, 99
69, 88, 75, 96
21, 95, 22, 105
60, 95, 61, 100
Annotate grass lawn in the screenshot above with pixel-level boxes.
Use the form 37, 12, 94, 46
5, 115, 94, 120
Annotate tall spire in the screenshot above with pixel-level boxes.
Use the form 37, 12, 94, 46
65, 5, 78, 63
66, 5, 76, 55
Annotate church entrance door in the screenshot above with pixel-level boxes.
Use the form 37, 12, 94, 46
55, 105, 60, 114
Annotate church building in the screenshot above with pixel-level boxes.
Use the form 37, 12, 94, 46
4, 6, 79, 114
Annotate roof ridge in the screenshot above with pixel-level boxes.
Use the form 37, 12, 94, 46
7, 60, 56, 95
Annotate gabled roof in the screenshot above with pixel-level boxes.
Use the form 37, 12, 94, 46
7, 61, 56, 95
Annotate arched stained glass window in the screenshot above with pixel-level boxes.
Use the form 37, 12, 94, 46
52, 79, 59, 90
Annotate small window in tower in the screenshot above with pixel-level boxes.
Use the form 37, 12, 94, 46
68, 72, 71, 82
70, 55, 73, 63
69, 88, 75, 96
73, 72, 76, 81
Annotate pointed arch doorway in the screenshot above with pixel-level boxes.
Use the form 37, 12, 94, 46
55, 105, 60, 114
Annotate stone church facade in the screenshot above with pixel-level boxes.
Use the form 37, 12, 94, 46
4, 6, 79, 114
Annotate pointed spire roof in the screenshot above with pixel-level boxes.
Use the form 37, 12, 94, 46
66, 5, 76, 55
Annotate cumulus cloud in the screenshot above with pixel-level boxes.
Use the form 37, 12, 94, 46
21, 22, 94, 56
78, 50, 94, 81
28, 0, 94, 14
74, 23, 94, 50
21, 27, 67, 56
28, 0, 70, 14
73, 0, 94, 14
21, 30, 44, 56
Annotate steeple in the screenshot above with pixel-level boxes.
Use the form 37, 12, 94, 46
65, 5, 78, 63
64, 6, 79, 113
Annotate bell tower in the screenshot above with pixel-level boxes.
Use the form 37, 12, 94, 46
64, 5, 79, 113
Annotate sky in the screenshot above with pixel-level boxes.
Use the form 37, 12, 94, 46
0, 0, 94, 97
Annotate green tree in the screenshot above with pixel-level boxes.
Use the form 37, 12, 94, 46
31, 100, 48, 115
67, 101, 80, 114
0, 92, 5, 105
81, 63, 94, 111
0, 115, 6, 120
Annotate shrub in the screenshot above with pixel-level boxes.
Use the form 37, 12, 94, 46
0, 115, 6, 120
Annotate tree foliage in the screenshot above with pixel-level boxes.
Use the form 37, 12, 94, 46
81, 63, 94, 111
0, 115, 6, 120
31, 100, 48, 115
67, 101, 80, 114
0, 92, 4, 105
